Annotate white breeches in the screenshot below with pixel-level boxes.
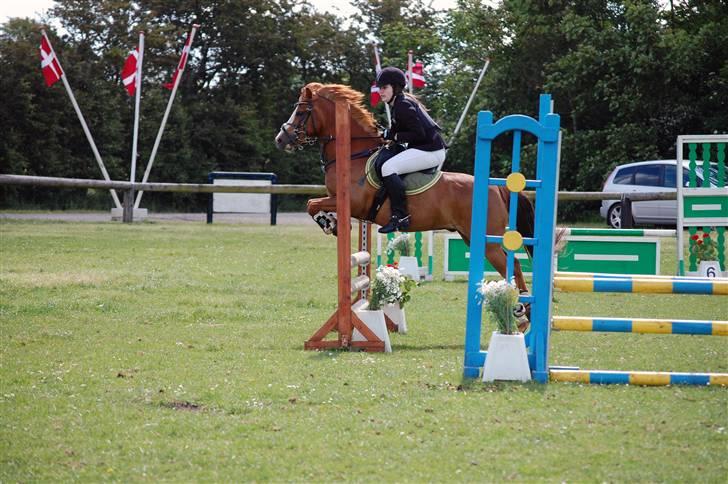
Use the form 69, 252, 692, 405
381, 148, 446, 177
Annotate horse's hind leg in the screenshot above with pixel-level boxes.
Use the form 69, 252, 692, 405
484, 244, 527, 291
485, 244, 531, 330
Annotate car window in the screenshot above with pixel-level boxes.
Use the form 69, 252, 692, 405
664, 165, 676, 188
613, 166, 637, 185
683, 168, 704, 187
634, 165, 662, 187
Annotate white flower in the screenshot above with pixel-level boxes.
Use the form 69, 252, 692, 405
476, 278, 520, 334
369, 265, 416, 310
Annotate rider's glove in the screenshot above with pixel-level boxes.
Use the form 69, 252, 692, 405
382, 129, 395, 141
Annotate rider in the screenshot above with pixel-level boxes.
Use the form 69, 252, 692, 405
376, 66, 447, 234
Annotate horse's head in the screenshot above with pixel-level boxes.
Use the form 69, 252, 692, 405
275, 83, 380, 153
274, 83, 327, 152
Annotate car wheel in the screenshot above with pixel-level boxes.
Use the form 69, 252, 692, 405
607, 203, 621, 228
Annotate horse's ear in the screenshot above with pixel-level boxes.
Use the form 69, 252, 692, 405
302, 82, 322, 100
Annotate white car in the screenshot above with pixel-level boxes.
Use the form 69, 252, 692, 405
600, 160, 718, 228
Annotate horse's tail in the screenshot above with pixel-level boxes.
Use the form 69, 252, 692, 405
516, 192, 535, 258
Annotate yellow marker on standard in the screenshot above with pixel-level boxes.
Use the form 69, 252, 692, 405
506, 172, 527, 192
503, 230, 523, 251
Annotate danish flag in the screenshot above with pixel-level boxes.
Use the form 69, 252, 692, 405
122, 48, 139, 96
406, 60, 426, 89
164, 30, 194, 90
40, 34, 63, 87
370, 82, 381, 107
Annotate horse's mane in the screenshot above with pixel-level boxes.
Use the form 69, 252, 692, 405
305, 82, 378, 134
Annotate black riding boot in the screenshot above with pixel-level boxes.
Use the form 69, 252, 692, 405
379, 174, 410, 234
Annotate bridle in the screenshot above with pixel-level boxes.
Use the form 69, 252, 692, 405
279, 94, 383, 170
278, 99, 320, 149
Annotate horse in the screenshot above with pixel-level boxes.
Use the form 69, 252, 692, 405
274, 82, 535, 314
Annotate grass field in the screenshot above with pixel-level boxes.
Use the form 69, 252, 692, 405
1, 219, 726, 481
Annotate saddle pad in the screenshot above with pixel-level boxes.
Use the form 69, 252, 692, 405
365, 149, 443, 195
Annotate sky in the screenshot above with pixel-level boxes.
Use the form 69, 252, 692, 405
0, 0, 460, 24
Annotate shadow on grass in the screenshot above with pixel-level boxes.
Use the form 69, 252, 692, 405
291, 343, 463, 353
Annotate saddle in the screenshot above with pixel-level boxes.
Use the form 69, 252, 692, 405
365, 146, 444, 221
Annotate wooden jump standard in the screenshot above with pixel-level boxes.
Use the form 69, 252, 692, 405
304, 102, 385, 352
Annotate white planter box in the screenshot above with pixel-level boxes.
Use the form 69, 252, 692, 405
352, 308, 392, 353
383, 303, 407, 334
482, 332, 531, 382
397, 256, 420, 281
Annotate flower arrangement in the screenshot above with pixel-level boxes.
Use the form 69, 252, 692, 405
368, 265, 417, 310
386, 233, 411, 258
690, 231, 719, 262
476, 278, 520, 335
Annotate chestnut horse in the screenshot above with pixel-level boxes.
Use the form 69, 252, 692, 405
274, 83, 535, 299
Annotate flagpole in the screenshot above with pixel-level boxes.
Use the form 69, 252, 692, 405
371, 41, 391, 127
407, 50, 414, 94
130, 31, 144, 184
135, 24, 199, 208
448, 57, 490, 146
41, 30, 122, 209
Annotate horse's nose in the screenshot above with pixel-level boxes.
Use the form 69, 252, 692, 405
274, 131, 287, 150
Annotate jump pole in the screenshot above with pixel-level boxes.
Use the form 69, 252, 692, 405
304, 102, 385, 351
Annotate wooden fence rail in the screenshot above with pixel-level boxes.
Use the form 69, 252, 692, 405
0, 174, 678, 201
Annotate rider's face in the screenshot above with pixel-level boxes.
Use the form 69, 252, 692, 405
380, 84, 394, 103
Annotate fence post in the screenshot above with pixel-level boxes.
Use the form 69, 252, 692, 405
620, 194, 633, 229
122, 189, 135, 223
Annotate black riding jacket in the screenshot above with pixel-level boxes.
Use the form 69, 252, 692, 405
389, 93, 446, 152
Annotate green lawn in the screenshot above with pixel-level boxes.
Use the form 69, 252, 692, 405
1, 219, 726, 481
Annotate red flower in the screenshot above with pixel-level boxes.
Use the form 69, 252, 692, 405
691, 234, 699, 240
696, 239, 703, 245
703, 232, 710, 238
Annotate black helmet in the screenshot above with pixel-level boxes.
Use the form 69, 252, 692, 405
376, 67, 406, 88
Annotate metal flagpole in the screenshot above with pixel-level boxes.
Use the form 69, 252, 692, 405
42, 30, 122, 209
130, 31, 144, 184
448, 58, 490, 146
135, 25, 199, 208
407, 50, 414, 94
371, 41, 391, 127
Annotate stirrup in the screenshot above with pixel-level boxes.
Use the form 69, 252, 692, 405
378, 215, 410, 234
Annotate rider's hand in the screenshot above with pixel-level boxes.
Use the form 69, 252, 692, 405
382, 129, 395, 141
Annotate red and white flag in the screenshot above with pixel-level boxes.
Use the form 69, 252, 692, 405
121, 48, 139, 96
406, 60, 426, 89
163, 28, 195, 90
370, 81, 381, 107
40, 34, 63, 87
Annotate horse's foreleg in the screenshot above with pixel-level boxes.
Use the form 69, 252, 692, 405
307, 197, 339, 235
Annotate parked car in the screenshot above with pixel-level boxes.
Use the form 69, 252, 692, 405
600, 160, 718, 228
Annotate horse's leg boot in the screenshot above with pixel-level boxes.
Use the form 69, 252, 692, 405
313, 211, 337, 235
515, 289, 530, 333
378, 174, 410, 234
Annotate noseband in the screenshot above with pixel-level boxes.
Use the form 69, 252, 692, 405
279, 100, 320, 150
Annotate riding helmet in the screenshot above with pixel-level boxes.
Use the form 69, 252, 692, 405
376, 67, 406, 88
